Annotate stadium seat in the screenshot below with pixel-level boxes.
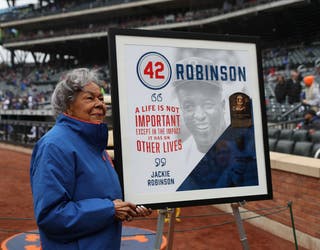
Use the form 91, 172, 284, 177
310, 131, 320, 143
278, 129, 294, 140
268, 127, 280, 139
292, 129, 309, 142
268, 138, 277, 151
275, 139, 294, 154
292, 141, 313, 157
312, 143, 320, 158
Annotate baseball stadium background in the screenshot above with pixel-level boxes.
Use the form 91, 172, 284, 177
1, 0, 320, 249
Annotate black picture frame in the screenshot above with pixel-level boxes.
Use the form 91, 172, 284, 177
108, 28, 272, 209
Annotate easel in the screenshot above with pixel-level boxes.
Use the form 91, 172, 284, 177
231, 202, 250, 250
154, 203, 249, 250
154, 208, 176, 250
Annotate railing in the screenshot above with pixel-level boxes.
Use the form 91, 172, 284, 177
0, 115, 113, 147
268, 120, 301, 130
266, 101, 306, 125
0, 120, 54, 147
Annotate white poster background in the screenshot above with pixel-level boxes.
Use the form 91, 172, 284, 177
115, 35, 268, 205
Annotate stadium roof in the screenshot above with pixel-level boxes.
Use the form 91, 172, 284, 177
1, 0, 319, 64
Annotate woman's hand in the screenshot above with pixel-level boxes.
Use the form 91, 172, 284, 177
135, 205, 152, 218
113, 199, 152, 222
113, 199, 137, 222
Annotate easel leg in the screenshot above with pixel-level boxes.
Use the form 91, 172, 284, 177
231, 203, 250, 250
154, 209, 167, 250
166, 208, 176, 250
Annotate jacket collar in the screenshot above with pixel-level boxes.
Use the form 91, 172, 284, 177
56, 114, 108, 151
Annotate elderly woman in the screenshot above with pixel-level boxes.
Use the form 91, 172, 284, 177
30, 68, 152, 250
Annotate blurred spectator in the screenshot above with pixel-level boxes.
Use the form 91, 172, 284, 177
274, 74, 287, 104
27, 125, 37, 142
296, 109, 320, 135
4, 124, 14, 140
301, 75, 320, 112
2, 97, 10, 110
297, 64, 308, 77
287, 69, 302, 104
223, 0, 233, 13
28, 95, 34, 109
313, 58, 320, 85
266, 67, 277, 85
235, 0, 244, 8
20, 79, 27, 92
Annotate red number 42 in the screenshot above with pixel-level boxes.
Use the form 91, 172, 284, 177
143, 61, 165, 79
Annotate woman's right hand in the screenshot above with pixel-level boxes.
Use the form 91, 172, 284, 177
113, 199, 137, 222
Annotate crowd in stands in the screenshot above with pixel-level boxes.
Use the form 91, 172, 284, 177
2, 0, 320, 157
262, 46, 320, 70
264, 51, 320, 122
0, 0, 272, 24
268, 101, 320, 158
1, 47, 320, 116
0, 63, 111, 111
2, 54, 320, 159
1, 9, 225, 43
0, 0, 135, 22
267, 57, 320, 158
1, 0, 276, 44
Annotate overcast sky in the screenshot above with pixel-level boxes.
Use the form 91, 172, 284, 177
0, 0, 38, 10
0, 0, 39, 63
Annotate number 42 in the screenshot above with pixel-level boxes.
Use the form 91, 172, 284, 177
144, 61, 165, 79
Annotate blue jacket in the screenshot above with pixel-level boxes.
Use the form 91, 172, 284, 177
30, 114, 123, 250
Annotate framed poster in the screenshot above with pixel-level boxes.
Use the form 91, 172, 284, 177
108, 28, 272, 209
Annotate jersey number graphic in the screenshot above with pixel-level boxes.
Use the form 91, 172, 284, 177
144, 61, 165, 79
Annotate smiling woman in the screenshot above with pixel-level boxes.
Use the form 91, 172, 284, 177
51, 68, 103, 118
29, 68, 152, 250
65, 82, 107, 123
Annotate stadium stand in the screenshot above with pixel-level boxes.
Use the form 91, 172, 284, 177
292, 141, 313, 157
274, 139, 295, 154
309, 130, 320, 143
2, 1, 320, 249
267, 126, 320, 158
267, 127, 281, 139
1, 0, 320, 155
278, 128, 294, 140
268, 137, 277, 151
291, 129, 309, 142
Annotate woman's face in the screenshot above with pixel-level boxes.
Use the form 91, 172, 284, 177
66, 82, 106, 123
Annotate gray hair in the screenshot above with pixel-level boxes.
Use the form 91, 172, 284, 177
51, 68, 103, 116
